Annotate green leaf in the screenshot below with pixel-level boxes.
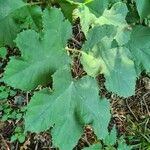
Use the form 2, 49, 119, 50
0, 0, 25, 20
15, 6, 42, 31
18, 134, 26, 143
104, 126, 117, 146
0, 86, 9, 100
3, 8, 71, 91
0, 91, 9, 100
0, 0, 42, 47
96, 2, 128, 26
60, 3, 77, 21
11, 135, 17, 142
0, 0, 26, 46
73, 5, 97, 35
128, 26, 150, 74
136, 0, 150, 19
86, 0, 109, 17
80, 25, 116, 77
56, 0, 78, 21
75, 2, 130, 45
0, 47, 7, 58
118, 137, 132, 150
25, 66, 111, 150
81, 51, 102, 77
81, 25, 136, 97
83, 143, 102, 150
104, 46, 136, 97
96, 2, 130, 46
82, 25, 117, 51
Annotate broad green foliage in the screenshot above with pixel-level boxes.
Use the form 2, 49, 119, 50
60, 3, 77, 21
0, 0, 26, 46
74, 2, 131, 45
0, 0, 25, 18
86, 0, 109, 17
81, 25, 136, 97
81, 51, 102, 77
0, 0, 42, 47
51, 0, 90, 21
25, 66, 111, 150
128, 26, 150, 74
54, 0, 78, 21
96, 2, 128, 26
136, 0, 150, 19
96, 2, 131, 46
3, 8, 71, 91
75, 2, 148, 96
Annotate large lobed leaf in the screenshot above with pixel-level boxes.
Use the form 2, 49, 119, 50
86, 0, 109, 17
74, 2, 131, 45
25, 66, 111, 150
3, 8, 71, 91
81, 25, 137, 97
136, 0, 150, 19
128, 25, 150, 74
0, 0, 25, 47
0, 0, 42, 47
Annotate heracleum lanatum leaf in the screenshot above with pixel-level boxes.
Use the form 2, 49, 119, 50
128, 25, 150, 74
0, 0, 26, 20
86, 0, 109, 17
75, 2, 131, 45
136, 0, 150, 19
3, 8, 71, 91
81, 25, 136, 97
94, 2, 131, 46
0, 0, 42, 47
0, 0, 26, 46
25, 66, 111, 150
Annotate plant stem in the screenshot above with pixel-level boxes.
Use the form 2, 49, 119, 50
65, 47, 81, 53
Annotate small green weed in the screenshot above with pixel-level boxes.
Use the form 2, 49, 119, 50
11, 127, 26, 143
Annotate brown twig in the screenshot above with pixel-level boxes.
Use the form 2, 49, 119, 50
125, 99, 139, 121
34, 142, 39, 150
71, 37, 82, 47
15, 141, 19, 150
142, 92, 150, 116
0, 134, 10, 150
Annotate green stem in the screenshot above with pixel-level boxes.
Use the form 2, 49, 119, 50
65, 47, 81, 53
